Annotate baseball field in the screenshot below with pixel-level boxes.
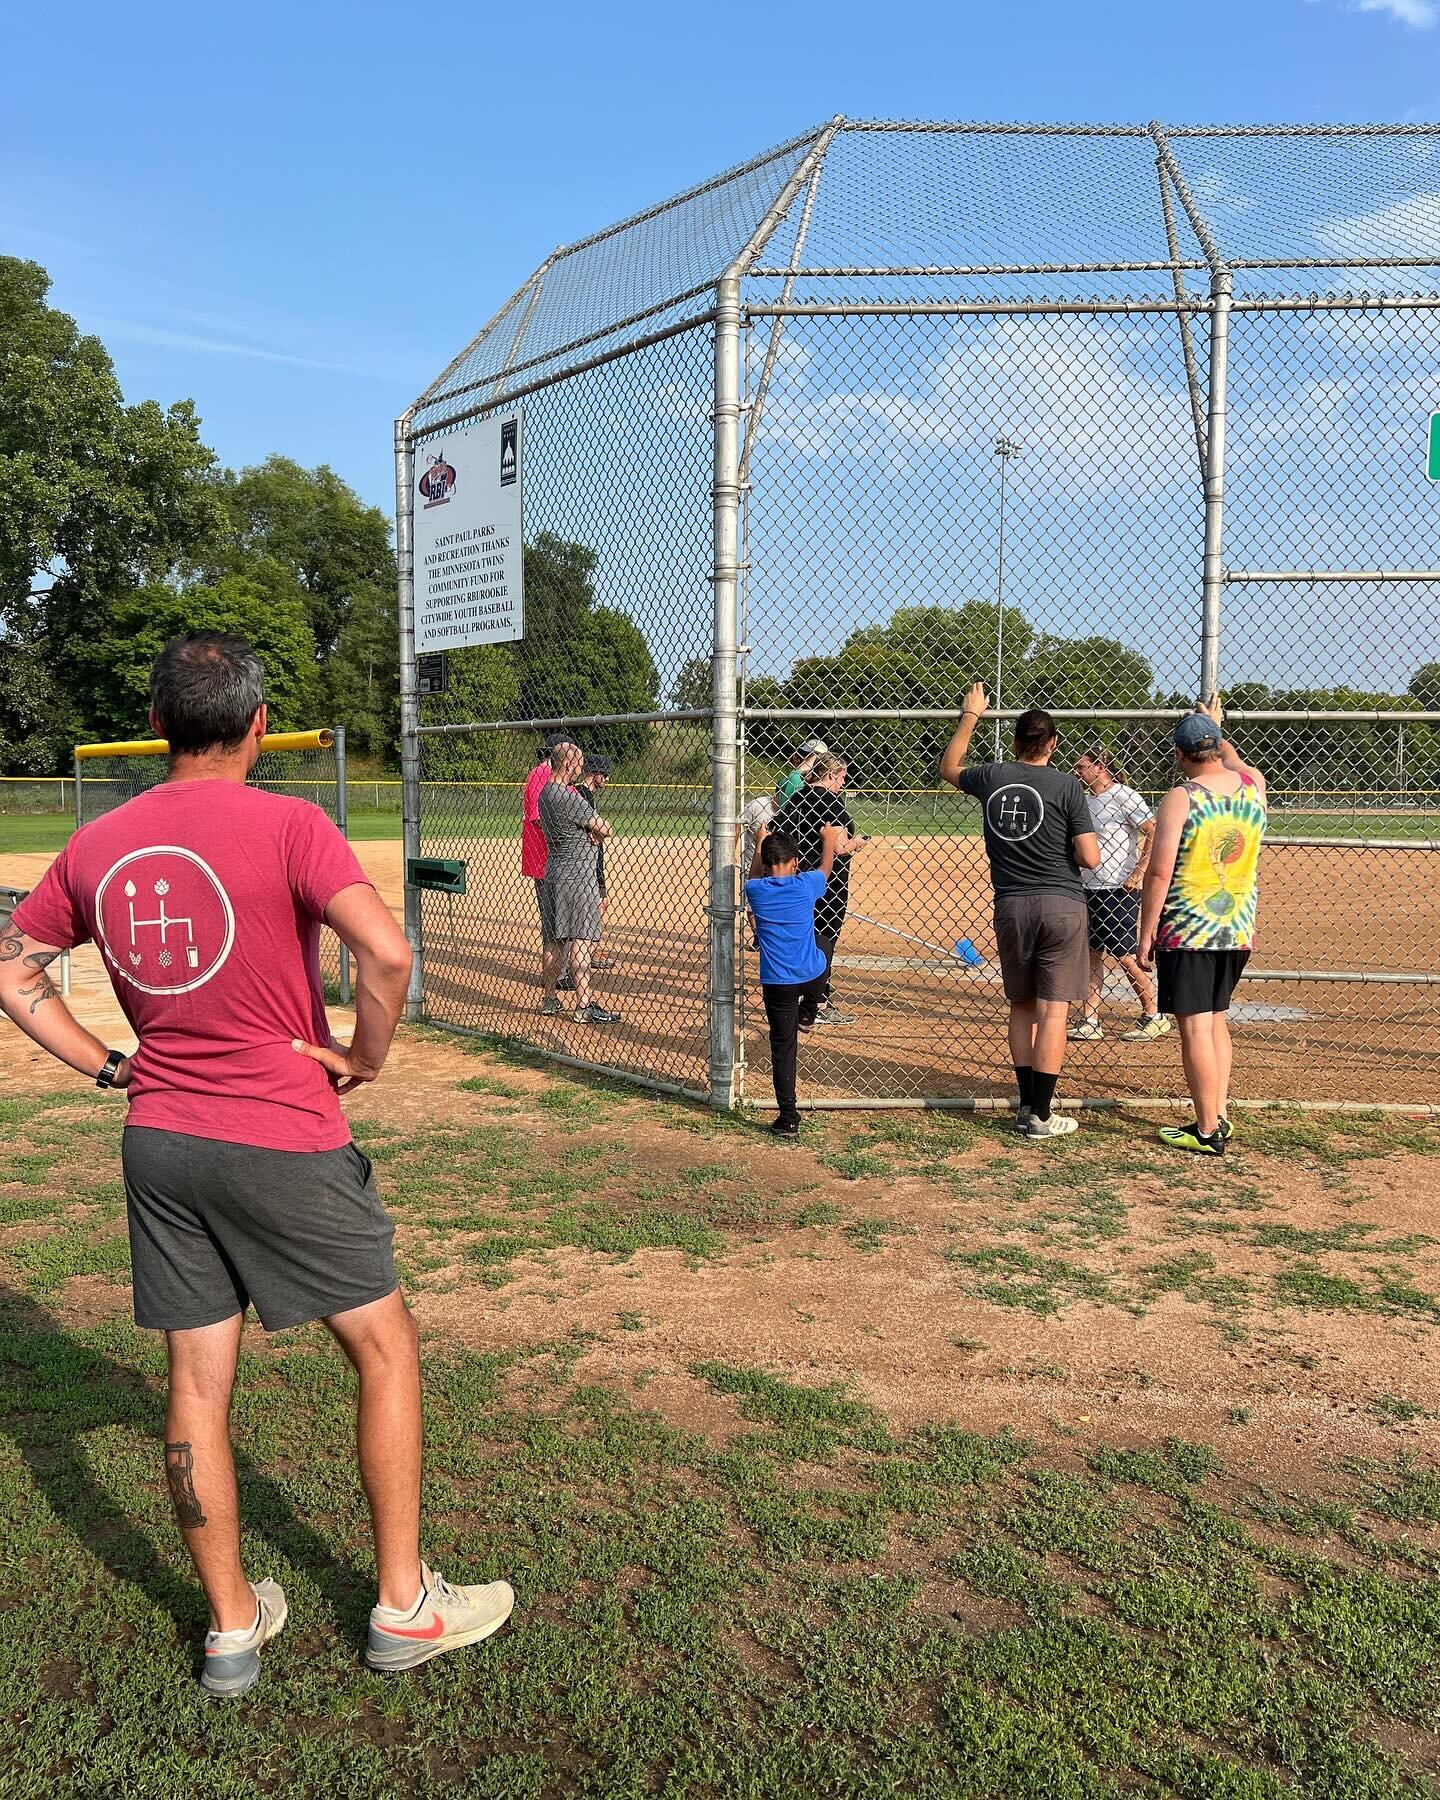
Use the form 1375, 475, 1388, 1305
2, 835, 1439, 1794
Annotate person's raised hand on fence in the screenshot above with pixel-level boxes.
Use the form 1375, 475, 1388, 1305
938, 683, 991, 787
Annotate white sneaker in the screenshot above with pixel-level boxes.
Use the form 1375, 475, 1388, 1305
366, 1562, 515, 1672
1067, 1016, 1104, 1042
1121, 1014, 1172, 1042
200, 1579, 288, 1698
1023, 1113, 1079, 1140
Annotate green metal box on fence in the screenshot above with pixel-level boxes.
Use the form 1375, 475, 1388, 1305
407, 857, 467, 896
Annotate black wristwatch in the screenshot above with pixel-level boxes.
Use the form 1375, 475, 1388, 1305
95, 1050, 125, 1090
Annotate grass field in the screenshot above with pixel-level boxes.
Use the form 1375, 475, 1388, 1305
2, 1023, 1438, 1796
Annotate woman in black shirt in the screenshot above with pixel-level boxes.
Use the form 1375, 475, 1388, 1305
772, 753, 864, 1026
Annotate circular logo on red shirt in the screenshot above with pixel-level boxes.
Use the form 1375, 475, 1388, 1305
95, 846, 235, 996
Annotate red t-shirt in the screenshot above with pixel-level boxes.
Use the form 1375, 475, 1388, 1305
12, 780, 371, 1153
521, 763, 549, 879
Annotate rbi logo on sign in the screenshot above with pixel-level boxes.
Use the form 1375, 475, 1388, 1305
418, 452, 457, 508
95, 847, 235, 996
986, 784, 1045, 842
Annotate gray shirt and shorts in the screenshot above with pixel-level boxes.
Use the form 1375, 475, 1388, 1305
958, 761, 1093, 1004
538, 781, 603, 943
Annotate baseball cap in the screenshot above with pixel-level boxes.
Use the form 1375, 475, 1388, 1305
796, 737, 828, 758
542, 730, 575, 751
1173, 712, 1222, 754
583, 754, 611, 778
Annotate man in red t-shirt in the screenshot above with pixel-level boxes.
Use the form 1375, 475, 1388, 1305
521, 730, 572, 972
0, 633, 513, 1697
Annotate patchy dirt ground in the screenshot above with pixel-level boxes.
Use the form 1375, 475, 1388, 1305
2, 967, 1437, 1500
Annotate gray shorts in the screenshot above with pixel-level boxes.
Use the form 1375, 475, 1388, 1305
994, 893, 1090, 1004
534, 877, 557, 942
548, 866, 602, 943
123, 1127, 398, 1333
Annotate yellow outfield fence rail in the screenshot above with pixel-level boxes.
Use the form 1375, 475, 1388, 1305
73, 729, 335, 761
69, 727, 351, 1003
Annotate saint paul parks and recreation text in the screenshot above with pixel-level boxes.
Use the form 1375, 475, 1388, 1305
419, 524, 516, 643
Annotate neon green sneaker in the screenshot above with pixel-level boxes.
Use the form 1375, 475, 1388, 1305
1158, 1122, 1225, 1156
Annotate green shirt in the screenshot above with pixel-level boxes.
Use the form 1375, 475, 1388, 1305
778, 768, 807, 802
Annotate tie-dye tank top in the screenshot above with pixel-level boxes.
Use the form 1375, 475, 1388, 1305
1156, 771, 1267, 951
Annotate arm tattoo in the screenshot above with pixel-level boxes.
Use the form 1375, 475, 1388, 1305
18, 950, 60, 1015
164, 1441, 207, 1529
0, 928, 22, 963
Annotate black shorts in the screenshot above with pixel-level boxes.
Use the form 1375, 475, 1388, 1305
1156, 949, 1250, 1018
123, 1127, 398, 1332
1085, 887, 1139, 958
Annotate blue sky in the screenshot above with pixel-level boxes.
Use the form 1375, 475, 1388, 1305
5, 0, 1440, 522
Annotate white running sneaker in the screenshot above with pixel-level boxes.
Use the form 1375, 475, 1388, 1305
200, 1579, 288, 1699
1067, 1017, 1104, 1042
1121, 1014, 1172, 1042
1023, 1113, 1079, 1141
366, 1562, 515, 1673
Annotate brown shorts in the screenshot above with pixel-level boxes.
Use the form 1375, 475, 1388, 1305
994, 894, 1090, 1004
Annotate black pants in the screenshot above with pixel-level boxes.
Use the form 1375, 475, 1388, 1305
762, 973, 828, 1121
814, 904, 845, 1007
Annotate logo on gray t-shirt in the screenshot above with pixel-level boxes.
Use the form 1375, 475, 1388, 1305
985, 783, 1045, 843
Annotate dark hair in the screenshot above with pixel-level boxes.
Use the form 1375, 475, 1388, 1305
761, 830, 800, 869
149, 632, 266, 754
1014, 708, 1058, 757
1078, 742, 1124, 782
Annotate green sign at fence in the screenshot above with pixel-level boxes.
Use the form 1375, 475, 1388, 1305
407, 857, 467, 896
1429, 412, 1440, 482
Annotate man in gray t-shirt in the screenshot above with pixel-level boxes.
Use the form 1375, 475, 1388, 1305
537, 744, 619, 1026
939, 684, 1100, 1141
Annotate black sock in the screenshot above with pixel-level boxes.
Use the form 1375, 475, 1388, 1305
1014, 1065, 1034, 1107
1031, 1071, 1059, 1122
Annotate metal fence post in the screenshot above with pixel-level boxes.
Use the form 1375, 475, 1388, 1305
708, 272, 742, 1110
1201, 268, 1232, 700
394, 412, 425, 1021
334, 725, 352, 1005
73, 751, 83, 832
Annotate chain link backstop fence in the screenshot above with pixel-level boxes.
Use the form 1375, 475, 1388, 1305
399, 119, 1440, 1111
75, 729, 351, 1002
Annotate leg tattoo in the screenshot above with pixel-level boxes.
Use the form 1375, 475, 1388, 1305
164, 1441, 207, 1529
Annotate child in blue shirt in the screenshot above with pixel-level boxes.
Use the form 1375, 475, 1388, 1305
745, 822, 840, 1137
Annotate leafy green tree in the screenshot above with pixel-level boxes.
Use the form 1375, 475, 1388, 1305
416, 645, 521, 782
513, 532, 658, 761
1, 257, 229, 769
220, 457, 394, 659
325, 580, 398, 759
65, 566, 318, 741
1021, 635, 1154, 712
1407, 662, 1440, 712
844, 601, 1034, 681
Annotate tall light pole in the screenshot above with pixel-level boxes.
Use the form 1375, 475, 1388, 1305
992, 435, 1020, 756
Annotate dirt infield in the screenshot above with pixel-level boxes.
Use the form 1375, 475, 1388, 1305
5, 829, 1436, 1105
408, 831, 1440, 1107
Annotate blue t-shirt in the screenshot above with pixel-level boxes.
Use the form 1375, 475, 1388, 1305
744, 870, 828, 987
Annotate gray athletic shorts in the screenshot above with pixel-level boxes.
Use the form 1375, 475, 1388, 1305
123, 1127, 398, 1332
534, 877, 557, 942
994, 893, 1090, 1004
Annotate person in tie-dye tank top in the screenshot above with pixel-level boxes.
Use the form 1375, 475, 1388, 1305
1138, 697, 1267, 1156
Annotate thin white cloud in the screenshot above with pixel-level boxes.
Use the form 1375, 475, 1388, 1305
1351, 0, 1437, 27
80, 314, 387, 379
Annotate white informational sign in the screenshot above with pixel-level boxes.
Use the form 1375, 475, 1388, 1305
413, 413, 523, 651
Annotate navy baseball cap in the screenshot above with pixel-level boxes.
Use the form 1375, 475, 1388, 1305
1173, 712, 1222, 754
542, 730, 574, 751
583, 754, 611, 778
